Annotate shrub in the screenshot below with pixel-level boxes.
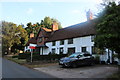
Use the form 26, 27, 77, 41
18, 53, 30, 59
26, 53, 68, 62
12, 55, 18, 58
101, 61, 106, 64
94, 55, 100, 64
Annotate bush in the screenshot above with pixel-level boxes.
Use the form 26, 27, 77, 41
18, 53, 30, 59
26, 53, 67, 62
112, 61, 118, 65
101, 61, 106, 64
94, 55, 100, 64
12, 55, 18, 58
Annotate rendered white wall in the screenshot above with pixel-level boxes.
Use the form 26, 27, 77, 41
45, 36, 94, 55
42, 36, 119, 63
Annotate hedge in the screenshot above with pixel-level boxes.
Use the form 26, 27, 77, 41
18, 53, 31, 59
26, 54, 68, 62
12, 55, 18, 58
18, 52, 68, 61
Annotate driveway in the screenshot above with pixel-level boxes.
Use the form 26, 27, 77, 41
2, 58, 56, 78
34, 64, 118, 78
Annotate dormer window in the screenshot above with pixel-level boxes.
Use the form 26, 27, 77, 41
39, 37, 43, 43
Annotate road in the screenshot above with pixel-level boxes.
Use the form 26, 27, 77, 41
2, 58, 56, 78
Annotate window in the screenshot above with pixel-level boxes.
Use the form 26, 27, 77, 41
39, 37, 43, 43
81, 47, 86, 52
52, 41, 55, 46
59, 47, 63, 54
68, 47, 75, 54
60, 40, 64, 45
91, 35, 95, 42
68, 38, 73, 44
52, 48, 55, 54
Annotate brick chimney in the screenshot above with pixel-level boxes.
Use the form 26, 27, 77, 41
86, 9, 93, 21
30, 33, 34, 38
51, 21, 58, 31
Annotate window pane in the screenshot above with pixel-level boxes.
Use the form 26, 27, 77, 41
60, 40, 64, 45
82, 47, 86, 52
52, 41, 55, 46
91, 36, 95, 42
59, 47, 63, 54
52, 48, 55, 54
39, 37, 42, 43
68, 38, 73, 44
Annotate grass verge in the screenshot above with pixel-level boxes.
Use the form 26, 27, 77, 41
5, 56, 58, 68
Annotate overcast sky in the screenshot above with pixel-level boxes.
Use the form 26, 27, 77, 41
1, 0, 103, 28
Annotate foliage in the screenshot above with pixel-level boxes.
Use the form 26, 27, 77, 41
12, 25, 28, 51
24, 53, 67, 62
12, 55, 18, 58
2, 21, 28, 54
18, 53, 31, 59
95, 2, 120, 55
94, 56, 100, 64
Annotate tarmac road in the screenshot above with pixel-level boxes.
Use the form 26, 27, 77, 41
2, 58, 56, 78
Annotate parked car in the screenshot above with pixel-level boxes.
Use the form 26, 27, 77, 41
59, 52, 94, 68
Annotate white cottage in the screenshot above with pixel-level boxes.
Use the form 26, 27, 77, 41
25, 10, 119, 64
34, 20, 119, 64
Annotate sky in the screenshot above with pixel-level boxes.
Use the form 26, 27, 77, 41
0, 0, 103, 28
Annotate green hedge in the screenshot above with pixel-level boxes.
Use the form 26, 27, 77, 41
12, 55, 18, 58
26, 54, 67, 62
18, 53, 31, 59
18, 52, 40, 59
18, 52, 68, 62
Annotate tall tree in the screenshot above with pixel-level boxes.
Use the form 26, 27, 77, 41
95, 2, 120, 57
25, 22, 33, 35
2, 21, 28, 54
43, 16, 52, 29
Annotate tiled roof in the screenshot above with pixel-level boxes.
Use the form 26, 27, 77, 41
46, 20, 96, 42
42, 27, 52, 32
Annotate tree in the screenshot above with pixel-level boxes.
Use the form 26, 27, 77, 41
25, 22, 33, 35
2, 21, 28, 54
12, 25, 28, 52
95, 2, 120, 58
43, 16, 52, 29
